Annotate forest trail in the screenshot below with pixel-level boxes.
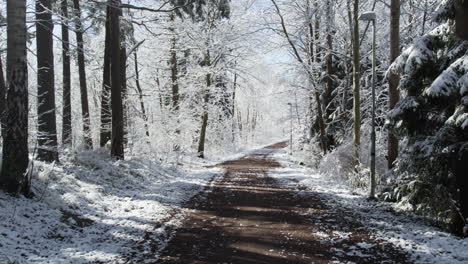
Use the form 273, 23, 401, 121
155, 143, 409, 264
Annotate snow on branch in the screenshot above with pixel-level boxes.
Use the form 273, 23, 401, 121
425, 56, 468, 98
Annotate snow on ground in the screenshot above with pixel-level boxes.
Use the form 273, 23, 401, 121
268, 148, 468, 264
0, 150, 223, 264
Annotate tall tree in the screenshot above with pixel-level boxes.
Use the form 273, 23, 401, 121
72, 0, 93, 149
100, 6, 112, 147
36, 0, 59, 162
61, 0, 72, 146
0, 0, 29, 194
387, 0, 400, 169
109, 0, 124, 159
0, 53, 6, 138
352, 0, 361, 169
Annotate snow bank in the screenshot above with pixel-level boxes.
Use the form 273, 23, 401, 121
0, 150, 222, 263
268, 149, 468, 264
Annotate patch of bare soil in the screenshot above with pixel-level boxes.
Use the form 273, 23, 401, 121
154, 143, 409, 264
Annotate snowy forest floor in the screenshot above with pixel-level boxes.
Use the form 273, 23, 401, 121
1, 143, 467, 263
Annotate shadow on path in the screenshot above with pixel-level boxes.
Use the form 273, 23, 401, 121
155, 142, 409, 264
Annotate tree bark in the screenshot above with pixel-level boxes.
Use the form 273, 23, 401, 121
0, 51, 6, 138
455, 0, 468, 40
352, 0, 361, 168
454, 146, 468, 236
134, 52, 149, 137
72, 0, 93, 149
61, 0, 72, 146
100, 6, 112, 147
324, 0, 334, 134
314, 0, 321, 63
170, 14, 180, 112
315, 91, 328, 153
388, 0, 401, 169
36, 0, 59, 162
197, 52, 211, 159
109, 0, 124, 159
1, 0, 30, 194
120, 45, 128, 146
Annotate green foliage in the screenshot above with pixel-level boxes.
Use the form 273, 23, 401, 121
385, 0, 468, 233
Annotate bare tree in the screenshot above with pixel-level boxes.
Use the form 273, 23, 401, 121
0, 0, 29, 194
270, 0, 328, 153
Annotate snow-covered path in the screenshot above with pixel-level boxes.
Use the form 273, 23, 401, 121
154, 142, 409, 263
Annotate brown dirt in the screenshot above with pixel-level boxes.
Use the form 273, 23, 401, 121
154, 143, 409, 264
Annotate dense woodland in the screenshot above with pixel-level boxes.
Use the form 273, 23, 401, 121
0, 0, 467, 254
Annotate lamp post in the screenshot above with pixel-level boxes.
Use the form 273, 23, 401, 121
359, 11, 377, 199
287, 102, 293, 155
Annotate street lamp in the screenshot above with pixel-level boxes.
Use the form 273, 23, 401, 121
359, 11, 377, 199
287, 102, 293, 155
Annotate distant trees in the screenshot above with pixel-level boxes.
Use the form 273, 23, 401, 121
0, 0, 29, 194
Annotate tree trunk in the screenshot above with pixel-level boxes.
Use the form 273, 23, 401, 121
314, 0, 321, 63
61, 0, 72, 146
120, 45, 128, 146
315, 91, 328, 153
197, 52, 211, 159
454, 146, 468, 236
324, 0, 334, 131
100, 6, 112, 147
170, 14, 180, 112
36, 0, 59, 162
109, 0, 124, 159
388, 0, 400, 169
455, 0, 468, 40
0, 51, 6, 138
231, 70, 237, 140
352, 0, 361, 168
72, 0, 93, 149
0, 0, 30, 194
134, 52, 149, 137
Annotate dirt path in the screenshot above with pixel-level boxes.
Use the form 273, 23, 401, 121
155, 143, 409, 264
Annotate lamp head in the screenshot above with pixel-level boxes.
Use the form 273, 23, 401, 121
359, 11, 376, 21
